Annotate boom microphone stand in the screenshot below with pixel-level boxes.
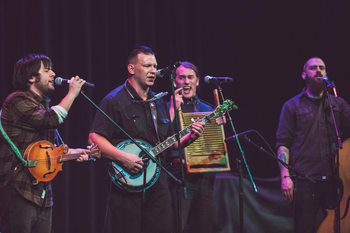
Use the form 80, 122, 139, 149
169, 71, 187, 233
214, 82, 257, 233
225, 130, 316, 233
323, 79, 342, 233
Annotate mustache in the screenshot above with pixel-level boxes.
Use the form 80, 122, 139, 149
314, 72, 323, 78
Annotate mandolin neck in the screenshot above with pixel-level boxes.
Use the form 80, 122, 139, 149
60, 153, 85, 162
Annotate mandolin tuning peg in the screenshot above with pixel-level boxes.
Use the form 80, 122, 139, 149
87, 143, 95, 149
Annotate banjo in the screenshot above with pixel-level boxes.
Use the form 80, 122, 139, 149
108, 99, 234, 192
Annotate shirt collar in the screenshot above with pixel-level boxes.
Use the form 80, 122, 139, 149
183, 95, 199, 105
300, 88, 324, 100
25, 89, 50, 104
125, 80, 155, 101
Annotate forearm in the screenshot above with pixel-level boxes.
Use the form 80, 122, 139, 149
169, 108, 175, 122
180, 133, 195, 148
88, 132, 125, 161
57, 92, 77, 112
278, 146, 290, 178
89, 132, 144, 173
171, 133, 196, 149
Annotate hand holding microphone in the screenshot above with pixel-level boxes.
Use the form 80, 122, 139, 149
55, 77, 95, 88
63, 76, 87, 96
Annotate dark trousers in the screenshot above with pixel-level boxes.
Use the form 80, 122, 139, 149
294, 179, 336, 233
168, 164, 215, 233
106, 171, 172, 233
0, 185, 52, 233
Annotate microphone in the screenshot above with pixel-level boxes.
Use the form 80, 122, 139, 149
156, 61, 182, 78
204, 76, 233, 84
54, 77, 95, 88
321, 76, 333, 88
225, 130, 253, 143
141, 92, 168, 103
149, 92, 168, 101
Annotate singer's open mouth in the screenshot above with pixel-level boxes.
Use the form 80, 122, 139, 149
183, 86, 191, 93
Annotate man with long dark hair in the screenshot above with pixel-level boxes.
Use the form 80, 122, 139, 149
0, 54, 88, 233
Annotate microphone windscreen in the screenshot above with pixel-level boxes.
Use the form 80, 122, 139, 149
54, 77, 64, 85
204, 76, 211, 84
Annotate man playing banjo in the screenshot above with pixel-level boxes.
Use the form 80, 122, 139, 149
88, 45, 205, 233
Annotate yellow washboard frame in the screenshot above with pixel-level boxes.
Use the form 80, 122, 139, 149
179, 110, 231, 173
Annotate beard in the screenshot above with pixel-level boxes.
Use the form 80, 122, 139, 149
305, 74, 324, 96
34, 77, 54, 95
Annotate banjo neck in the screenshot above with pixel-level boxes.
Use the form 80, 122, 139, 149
151, 111, 218, 156
108, 99, 233, 192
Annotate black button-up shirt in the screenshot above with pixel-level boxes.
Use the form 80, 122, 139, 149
90, 81, 174, 156
276, 89, 350, 180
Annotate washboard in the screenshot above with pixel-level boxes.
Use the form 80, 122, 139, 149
179, 110, 231, 173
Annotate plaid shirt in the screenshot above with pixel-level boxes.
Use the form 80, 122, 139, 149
0, 90, 59, 207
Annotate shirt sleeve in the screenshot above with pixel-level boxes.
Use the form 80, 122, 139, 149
276, 101, 295, 149
339, 97, 350, 127
51, 105, 68, 124
11, 95, 59, 130
89, 97, 120, 141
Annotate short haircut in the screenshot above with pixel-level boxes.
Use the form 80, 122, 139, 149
13, 54, 52, 91
126, 45, 155, 66
173, 61, 200, 79
303, 57, 323, 72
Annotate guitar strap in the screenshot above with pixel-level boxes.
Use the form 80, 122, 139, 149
149, 101, 161, 143
0, 109, 36, 168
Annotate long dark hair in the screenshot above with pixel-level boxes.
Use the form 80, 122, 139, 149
13, 54, 52, 91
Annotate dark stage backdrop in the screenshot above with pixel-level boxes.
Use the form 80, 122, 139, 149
1, 1, 350, 232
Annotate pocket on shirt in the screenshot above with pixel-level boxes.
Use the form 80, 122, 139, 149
157, 117, 171, 141
330, 107, 341, 123
124, 113, 143, 137
296, 108, 314, 126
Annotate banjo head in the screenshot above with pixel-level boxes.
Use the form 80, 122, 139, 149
108, 139, 160, 192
